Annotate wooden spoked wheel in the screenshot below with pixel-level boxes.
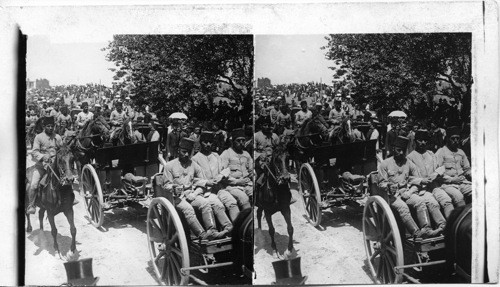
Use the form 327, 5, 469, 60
81, 164, 104, 228
147, 197, 190, 285
298, 163, 322, 227
363, 195, 404, 284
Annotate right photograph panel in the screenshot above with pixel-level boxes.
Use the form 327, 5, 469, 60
253, 34, 473, 284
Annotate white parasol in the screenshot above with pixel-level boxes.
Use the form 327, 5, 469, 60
388, 110, 407, 118
169, 112, 188, 120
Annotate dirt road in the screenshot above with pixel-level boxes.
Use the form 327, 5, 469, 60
24, 154, 247, 286
253, 176, 375, 285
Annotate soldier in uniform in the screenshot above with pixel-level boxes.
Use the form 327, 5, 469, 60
219, 128, 253, 207
192, 132, 241, 222
294, 100, 312, 128
406, 129, 451, 224
378, 136, 442, 238
27, 117, 77, 214
75, 102, 94, 130
162, 138, 230, 240
435, 126, 471, 203
328, 97, 345, 125
109, 101, 128, 139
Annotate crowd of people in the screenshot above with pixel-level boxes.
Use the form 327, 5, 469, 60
26, 79, 472, 241
254, 81, 472, 240
26, 83, 254, 242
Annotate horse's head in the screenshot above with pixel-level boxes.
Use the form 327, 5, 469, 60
123, 119, 134, 141
93, 116, 110, 141
269, 144, 290, 185
54, 145, 76, 186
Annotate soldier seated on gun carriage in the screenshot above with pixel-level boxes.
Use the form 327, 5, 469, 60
435, 126, 472, 204
378, 136, 444, 239
192, 131, 242, 222
160, 138, 232, 241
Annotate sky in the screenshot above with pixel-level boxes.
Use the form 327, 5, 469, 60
255, 34, 335, 85
26, 35, 117, 86
26, 34, 335, 87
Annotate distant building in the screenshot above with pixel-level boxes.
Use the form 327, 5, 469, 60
26, 78, 35, 90
257, 77, 272, 88
35, 79, 50, 90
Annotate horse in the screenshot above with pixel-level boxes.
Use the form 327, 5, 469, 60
329, 117, 357, 145
255, 143, 295, 259
25, 144, 78, 256
71, 115, 110, 172
295, 116, 328, 148
111, 118, 136, 146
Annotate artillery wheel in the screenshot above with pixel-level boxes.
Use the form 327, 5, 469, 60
363, 195, 404, 284
81, 164, 104, 228
147, 197, 190, 285
299, 163, 322, 227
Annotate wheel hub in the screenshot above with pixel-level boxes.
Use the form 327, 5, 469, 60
158, 243, 172, 256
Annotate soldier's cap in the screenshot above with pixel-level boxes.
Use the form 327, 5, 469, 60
179, 137, 195, 151
446, 126, 461, 137
315, 102, 323, 106
415, 129, 430, 141
94, 103, 101, 108
43, 116, 55, 126
199, 131, 214, 142
393, 136, 409, 149
231, 128, 246, 140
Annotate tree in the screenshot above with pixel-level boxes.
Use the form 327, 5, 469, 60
323, 34, 472, 122
103, 35, 254, 125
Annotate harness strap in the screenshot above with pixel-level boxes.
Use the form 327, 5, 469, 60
47, 163, 61, 182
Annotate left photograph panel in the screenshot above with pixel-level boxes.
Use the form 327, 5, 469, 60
24, 34, 254, 285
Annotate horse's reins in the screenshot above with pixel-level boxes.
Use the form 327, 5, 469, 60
262, 163, 278, 182
47, 163, 61, 182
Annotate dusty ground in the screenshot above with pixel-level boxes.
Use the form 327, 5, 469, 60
24, 153, 249, 286
253, 175, 375, 285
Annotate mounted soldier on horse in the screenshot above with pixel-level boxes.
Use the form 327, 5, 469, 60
26, 116, 78, 256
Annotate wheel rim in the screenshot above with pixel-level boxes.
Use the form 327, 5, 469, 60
81, 165, 104, 228
299, 163, 322, 226
147, 197, 189, 285
363, 196, 403, 284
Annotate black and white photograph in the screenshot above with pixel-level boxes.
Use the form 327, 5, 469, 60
23, 34, 253, 285
253, 33, 483, 284
0, 1, 498, 286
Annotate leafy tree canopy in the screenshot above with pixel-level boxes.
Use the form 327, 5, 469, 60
103, 35, 253, 125
323, 33, 471, 122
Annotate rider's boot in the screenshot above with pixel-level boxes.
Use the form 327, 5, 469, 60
27, 187, 37, 215
201, 211, 227, 240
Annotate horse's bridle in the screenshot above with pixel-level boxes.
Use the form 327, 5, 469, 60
46, 151, 74, 186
